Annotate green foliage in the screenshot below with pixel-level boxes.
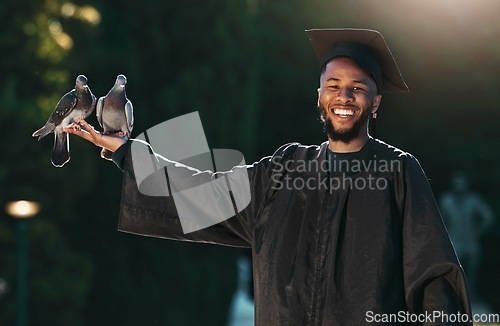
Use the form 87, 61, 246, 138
0, 0, 99, 325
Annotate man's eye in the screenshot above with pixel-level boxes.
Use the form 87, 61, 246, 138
328, 85, 339, 89
353, 87, 365, 92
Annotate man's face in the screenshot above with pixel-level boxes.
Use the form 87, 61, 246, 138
317, 57, 382, 144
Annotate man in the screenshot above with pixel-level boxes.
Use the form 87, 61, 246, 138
66, 28, 471, 325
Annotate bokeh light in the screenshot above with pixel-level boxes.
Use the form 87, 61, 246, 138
5, 201, 41, 218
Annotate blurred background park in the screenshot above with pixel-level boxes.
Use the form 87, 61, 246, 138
1, 0, 500, 325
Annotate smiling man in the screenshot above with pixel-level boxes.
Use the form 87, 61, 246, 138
66, 28, 472, 325
318, 55, 381, 151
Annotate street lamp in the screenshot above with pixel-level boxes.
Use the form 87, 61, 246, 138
5, 200, 40, 326
5, 201, 40, 218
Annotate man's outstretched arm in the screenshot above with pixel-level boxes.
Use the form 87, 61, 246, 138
64, 119, 128, 153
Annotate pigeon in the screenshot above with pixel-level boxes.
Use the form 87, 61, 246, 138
96, 74, 134, 160
32, 75, 96, 167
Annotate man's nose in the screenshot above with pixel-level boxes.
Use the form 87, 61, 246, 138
336, 88, 354, 104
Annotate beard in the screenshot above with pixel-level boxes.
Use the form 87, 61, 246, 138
317, 102, 371, 144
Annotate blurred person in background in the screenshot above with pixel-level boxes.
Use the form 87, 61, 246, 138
440, 171, 495, 303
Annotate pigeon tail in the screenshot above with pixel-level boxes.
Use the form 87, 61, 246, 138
100, 148, 113, 161
32, 123, 55, 140
52, 132, 70, 167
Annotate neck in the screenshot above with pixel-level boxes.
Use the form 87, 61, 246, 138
328, 130, 369, 153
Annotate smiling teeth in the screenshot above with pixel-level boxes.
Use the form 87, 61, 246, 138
334, 109, 354, 116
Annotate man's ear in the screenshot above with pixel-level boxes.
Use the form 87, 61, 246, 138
317, 87, 321, 107
372, 95, 382, 113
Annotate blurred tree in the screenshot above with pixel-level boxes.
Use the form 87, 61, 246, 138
0, 0, 97, 325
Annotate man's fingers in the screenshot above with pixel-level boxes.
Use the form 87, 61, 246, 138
78, 120, 100, 137
64, 122, 81, 134
77, 120, 92, 132
78, 119, 90, 128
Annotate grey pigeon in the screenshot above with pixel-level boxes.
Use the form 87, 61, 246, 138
96, 74, 134, 160
32, 75, 96, 167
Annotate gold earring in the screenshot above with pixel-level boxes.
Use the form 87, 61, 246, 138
372, 112, 377, 119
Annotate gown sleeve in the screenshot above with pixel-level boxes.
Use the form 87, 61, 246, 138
399, 154, 472, 324
115, 139, 298, 248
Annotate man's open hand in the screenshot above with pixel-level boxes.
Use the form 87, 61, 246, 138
64, 120, 127, 153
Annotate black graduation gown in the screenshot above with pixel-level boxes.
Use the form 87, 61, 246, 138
116, 138, 471, 325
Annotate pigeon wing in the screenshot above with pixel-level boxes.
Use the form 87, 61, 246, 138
51, 90, 78, 126
124, 99, 134, 136
96, 96, 105, 128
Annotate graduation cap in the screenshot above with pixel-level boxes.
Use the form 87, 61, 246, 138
306, 28, 409, 93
